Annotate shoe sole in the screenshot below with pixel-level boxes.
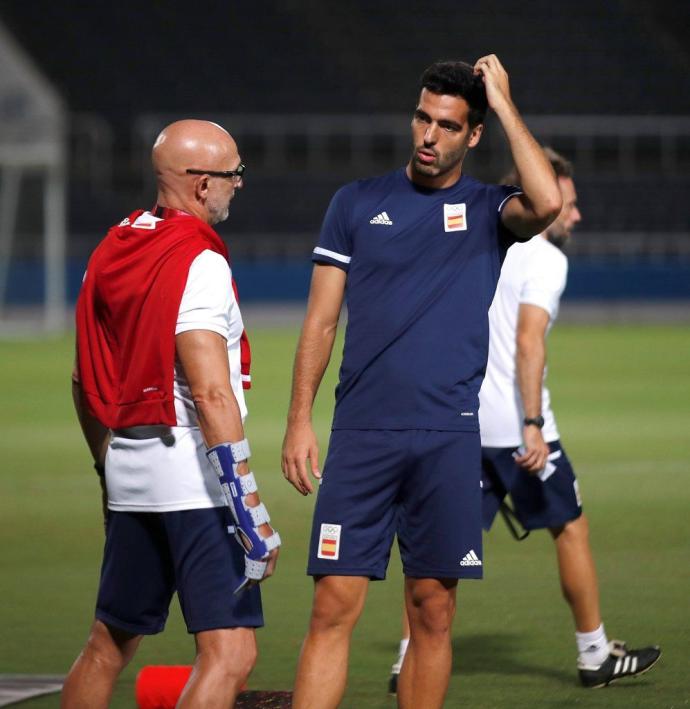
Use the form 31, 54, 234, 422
584, 651, 662, 689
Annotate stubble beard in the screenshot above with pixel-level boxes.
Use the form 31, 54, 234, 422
546, 225, 570, 250
208, 196, 231, 225
409, 143, 466, 181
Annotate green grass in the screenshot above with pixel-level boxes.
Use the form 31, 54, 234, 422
1, 324, 689, 707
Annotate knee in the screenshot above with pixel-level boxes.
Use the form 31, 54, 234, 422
81, 621, 137, 674
231, 640, 257, 681
309, 578, 366, 634
198, 631, 257, 684
408, 587, 456, 637
310, 595, 358, 634
555, 514, 590, 545
226, 637, 257, 680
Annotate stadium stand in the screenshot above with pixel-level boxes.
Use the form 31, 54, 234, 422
0, 0, 688, 305
6, 1, 689, 115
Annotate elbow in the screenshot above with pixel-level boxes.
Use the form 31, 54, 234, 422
545, 190, 563, 221
534, 194, 563, 233
305, 312, 339, 338
536, 191, 563, 230
516, 333, 539, 358
510, 189, 563, 240
192, 386, 233, 415
515, 338, 529, 360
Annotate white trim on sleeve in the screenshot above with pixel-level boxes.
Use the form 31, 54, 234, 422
497, 190, 523, 213
313, 246, 352, 264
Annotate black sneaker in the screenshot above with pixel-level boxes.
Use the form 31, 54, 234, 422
388, 657, 403, 695
578, 640, 661, 688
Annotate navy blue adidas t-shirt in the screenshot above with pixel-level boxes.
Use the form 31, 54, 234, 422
312, 167, 522, 432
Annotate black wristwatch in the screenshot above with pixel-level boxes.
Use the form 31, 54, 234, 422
523, 415, 545, 429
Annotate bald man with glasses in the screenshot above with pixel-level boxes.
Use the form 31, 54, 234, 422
63, 120, 279, 709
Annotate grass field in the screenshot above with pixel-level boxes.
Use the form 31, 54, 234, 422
1, 324, 689, 708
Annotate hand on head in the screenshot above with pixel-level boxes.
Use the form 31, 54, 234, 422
473, 54, 512, 111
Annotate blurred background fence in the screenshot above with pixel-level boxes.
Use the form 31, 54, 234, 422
0, 1, 689, 330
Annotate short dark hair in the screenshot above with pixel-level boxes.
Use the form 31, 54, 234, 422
502, 146, 574, 186
419, 61, 488, 128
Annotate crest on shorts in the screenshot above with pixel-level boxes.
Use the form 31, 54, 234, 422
444, 203, 467, 232
317, 523, 341, 560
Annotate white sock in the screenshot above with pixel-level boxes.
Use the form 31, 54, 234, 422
392, 638, 409, 673
576, 624, 609, 667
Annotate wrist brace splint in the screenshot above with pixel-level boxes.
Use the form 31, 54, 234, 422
206, 439, 281, 594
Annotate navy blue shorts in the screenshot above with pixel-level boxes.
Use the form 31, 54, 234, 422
96, 507, 263, 635
308, 429, 484, 580
481, 440, 582, 532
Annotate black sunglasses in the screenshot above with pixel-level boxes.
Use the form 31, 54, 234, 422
186, 163, 246, 179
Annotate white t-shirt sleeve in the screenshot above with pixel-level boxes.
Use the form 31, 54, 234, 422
519, 247, 568, 320
175, 250, 233, 338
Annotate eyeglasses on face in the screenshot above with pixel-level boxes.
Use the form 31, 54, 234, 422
185, 163, 246, 181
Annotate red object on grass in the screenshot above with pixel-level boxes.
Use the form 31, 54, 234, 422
135, 665, 193, 709
135, 665, 251, 708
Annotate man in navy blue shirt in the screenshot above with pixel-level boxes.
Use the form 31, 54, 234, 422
282, 55, 562, 708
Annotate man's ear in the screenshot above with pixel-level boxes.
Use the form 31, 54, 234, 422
194, 175, 210, 200
468, 123, 484, 149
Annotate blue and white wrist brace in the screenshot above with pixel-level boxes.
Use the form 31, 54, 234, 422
206, 439, 281, 594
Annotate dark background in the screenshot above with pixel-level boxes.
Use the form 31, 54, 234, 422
1, 0, 689, 302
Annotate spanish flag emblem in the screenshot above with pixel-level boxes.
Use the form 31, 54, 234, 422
444, 203, 467, 232
317, 523, 342, 560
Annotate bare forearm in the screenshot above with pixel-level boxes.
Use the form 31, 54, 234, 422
175, 330, 246, 448
72, 380, 110, 465
287, 316, 338, 425
194, 393, 251, 479
474, 55, 560, 235
516, 337, 545, 419
495, 100, 561, 223
287, 263, 345, 426
194, 391, 245, 448
515, 336, 550, 472
174, 332, 269, 546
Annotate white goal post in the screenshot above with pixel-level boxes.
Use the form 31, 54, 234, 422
0, 19, 67, 334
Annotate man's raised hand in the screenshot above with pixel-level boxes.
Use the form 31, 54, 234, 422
474, 54, 512, 112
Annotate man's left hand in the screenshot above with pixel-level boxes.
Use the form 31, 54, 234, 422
515, 426, 550, 474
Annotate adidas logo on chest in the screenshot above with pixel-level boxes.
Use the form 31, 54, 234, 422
370, 211, 393, 225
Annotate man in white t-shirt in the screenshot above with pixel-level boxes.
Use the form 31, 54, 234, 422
479, 147, 660, 687
63, 120, 279, 708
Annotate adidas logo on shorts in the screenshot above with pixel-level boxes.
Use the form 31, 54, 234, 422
460, 549, 482, 566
